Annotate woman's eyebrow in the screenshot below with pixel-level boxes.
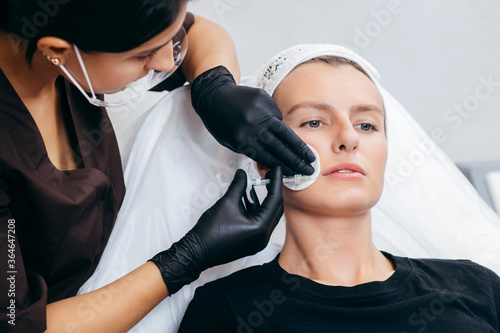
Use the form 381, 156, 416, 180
352, 104, 384, 116
286, 102, 333, 116
286, 102, 384, 117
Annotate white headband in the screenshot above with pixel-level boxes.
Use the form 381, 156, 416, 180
244, 44, 384, 105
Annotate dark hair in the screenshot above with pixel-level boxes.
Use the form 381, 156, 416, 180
1, 0, 188, 62
0, 1, 7, 28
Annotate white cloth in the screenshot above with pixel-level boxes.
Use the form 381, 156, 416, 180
78, 87, 281, 332
79, 44, 500, 332
374, 86, 500, 269
245, 44, 383, 98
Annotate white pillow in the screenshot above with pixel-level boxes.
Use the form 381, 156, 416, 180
486, 171, 500, 214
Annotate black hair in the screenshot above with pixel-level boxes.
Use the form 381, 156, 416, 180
0, 1, 7, 28
1, 0, 188, 62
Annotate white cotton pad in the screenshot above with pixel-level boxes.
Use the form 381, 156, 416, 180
284, 144, 320, 191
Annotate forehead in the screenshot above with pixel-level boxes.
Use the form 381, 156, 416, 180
125, 3, 187, 55
273, 62, 384, 116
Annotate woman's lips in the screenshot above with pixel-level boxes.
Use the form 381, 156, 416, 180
322, 162, 365, 179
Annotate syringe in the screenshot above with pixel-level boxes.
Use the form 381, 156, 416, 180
217, 152, 320, 204
250, 174, 318, 186
217, 174, 317, 187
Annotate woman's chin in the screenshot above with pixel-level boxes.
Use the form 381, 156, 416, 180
103, 87, 127, 94
285, 192, 378, 217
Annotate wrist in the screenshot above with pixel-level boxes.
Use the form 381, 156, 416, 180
149, 232, 204, 295
193, 65, 234, 83
191, 65, 236, 113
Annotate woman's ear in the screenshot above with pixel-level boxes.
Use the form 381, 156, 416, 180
37, 37, 73, 65
256, 163, 270, 178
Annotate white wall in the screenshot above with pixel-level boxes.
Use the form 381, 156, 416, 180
188, 0, 500, 163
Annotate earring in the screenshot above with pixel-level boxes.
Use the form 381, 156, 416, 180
50, 58, 61, 66
41, 51, 61, 66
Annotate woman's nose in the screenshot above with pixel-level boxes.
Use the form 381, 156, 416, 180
331, 121, 359, 153
146, 42, 175, 72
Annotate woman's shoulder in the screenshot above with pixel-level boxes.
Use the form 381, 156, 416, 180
404, 255, 497, 277
190, 259, 281, 303
392, 253, 500, 297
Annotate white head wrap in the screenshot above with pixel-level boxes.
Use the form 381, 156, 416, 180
245, 43, 382, 98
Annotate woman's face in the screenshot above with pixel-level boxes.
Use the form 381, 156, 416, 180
272, 62, 387, 217
60, 3, 188, 94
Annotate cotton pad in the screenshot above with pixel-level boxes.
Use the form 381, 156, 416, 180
217, 145, 321, 204
284, 144, 320, 191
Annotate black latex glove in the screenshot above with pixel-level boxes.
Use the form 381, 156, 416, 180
150, 166, 284, 295
191, 65, 315, 176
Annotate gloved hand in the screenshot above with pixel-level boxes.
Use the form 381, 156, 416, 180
191, 65, 315, 176
150, 167, 284, 295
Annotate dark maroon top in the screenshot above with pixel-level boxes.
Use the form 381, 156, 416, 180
0, 13, 195, 332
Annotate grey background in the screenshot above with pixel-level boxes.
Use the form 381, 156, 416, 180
188, 0, 500, 163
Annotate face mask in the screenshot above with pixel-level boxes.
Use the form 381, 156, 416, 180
58, 27, 188, 108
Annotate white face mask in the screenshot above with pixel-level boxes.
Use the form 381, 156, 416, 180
58, 27, 188, 108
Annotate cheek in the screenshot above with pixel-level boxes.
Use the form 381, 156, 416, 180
85, 59, 146, 92
361, 137, 387, 203
367, 139, 388, 181
282, 185, 319, 212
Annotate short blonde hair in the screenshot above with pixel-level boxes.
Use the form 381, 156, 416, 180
301, 56, 373, 81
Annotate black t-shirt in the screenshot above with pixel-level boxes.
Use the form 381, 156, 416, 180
179, 252, 500, 332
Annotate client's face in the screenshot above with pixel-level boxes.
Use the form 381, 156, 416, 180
272, 62, 387, 217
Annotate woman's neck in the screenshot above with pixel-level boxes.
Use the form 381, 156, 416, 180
0, 32, 60, 101
279, 208, 394, 287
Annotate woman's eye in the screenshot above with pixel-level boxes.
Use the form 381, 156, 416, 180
301, 120, 323, 128
354, 123, 376, 131
137, 50, 158, 62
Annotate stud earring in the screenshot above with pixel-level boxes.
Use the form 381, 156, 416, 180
41, 51, 61, 66
50, 58, 61, 66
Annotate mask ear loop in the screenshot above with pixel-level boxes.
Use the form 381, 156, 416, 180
58, 45, 100, 105
73, 45, 98, 101
57, 28, 188, 108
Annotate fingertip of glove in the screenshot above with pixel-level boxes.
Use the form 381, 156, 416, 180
265, 166, 283, 193
301, 164, 315, 176
228, 169, 248, 193
234, 168, 246, 179
304, 149, 316, 164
